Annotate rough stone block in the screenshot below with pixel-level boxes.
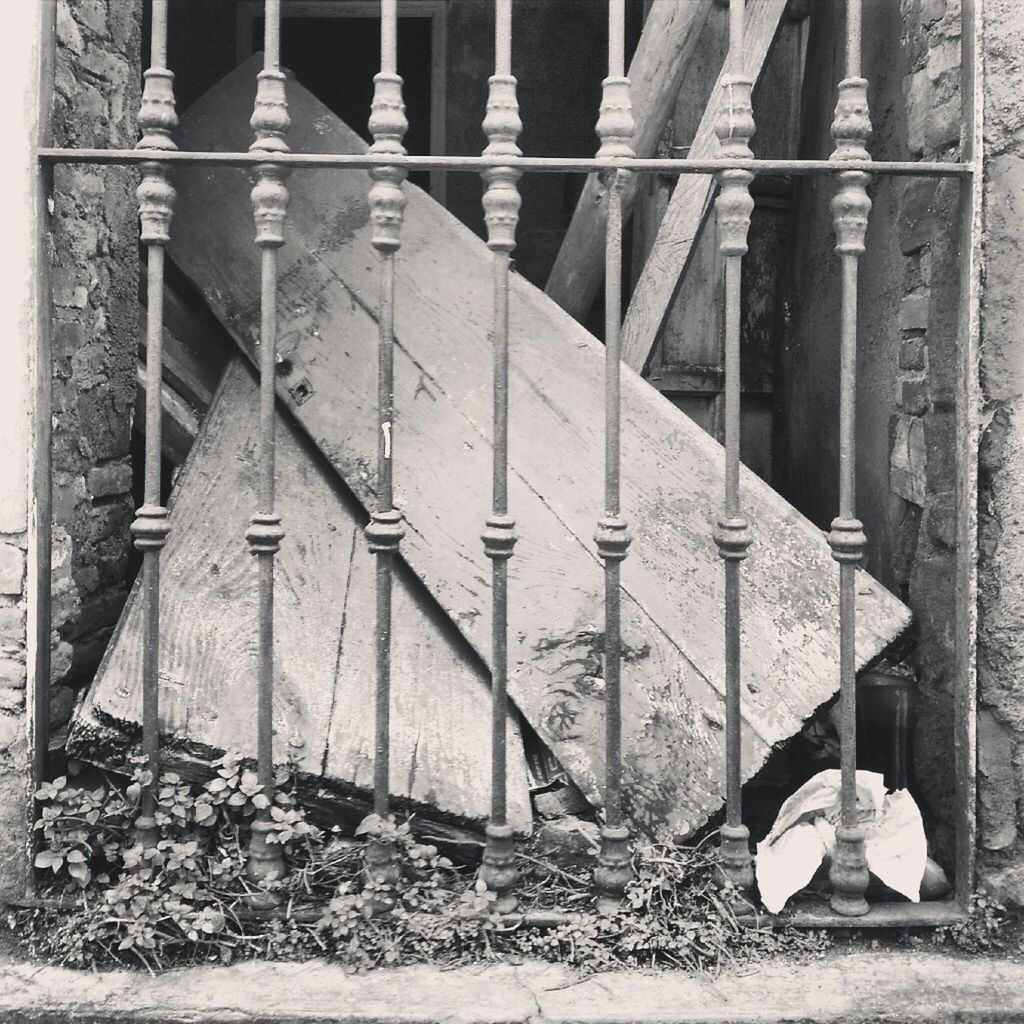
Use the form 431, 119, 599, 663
0, 688, 24, 713
905, 68, 933, 156
899, 178, 937, 254
0, 605, 25, 645
0, 757, 29, 900
922, 0, 946, 26
927, 93, 963, 152
900, 291, 930, 332
900, 337, 927, 371
924, 410, 957, 493
978, 708, 1017, 852
76, 0, 108, 37
927, 37, 960, 87
49, 685, 76, 731
924, 494, 958, 550
0, 659, 26, 690
86, 462, 133, 500
901, 379, 930, 416
53, 320, 85, 360
55, 1, 85, 55
890, 415, 927, 506
0, 545, 25, 597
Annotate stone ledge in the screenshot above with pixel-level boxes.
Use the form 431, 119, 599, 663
2, 951, 1024, 1023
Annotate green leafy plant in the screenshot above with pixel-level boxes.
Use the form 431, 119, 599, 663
7, 759, 829, 973
932, 893, 1008, 953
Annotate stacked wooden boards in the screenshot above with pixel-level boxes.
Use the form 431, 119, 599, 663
74, 357, 534, 833
76, 57, 912, 839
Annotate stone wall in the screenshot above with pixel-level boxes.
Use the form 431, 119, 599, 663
776, 0, 965, 869
48, 0, 140, 736
891, 0, 964, 870
976, 0, 1024, 904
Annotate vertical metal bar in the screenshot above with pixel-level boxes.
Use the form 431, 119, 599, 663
478, 0, 521, 915
713, 0, 755, 899
954, 0, 981, 910
29, 0, 56, 892
593, 0, 635, 914
244, 0, 289, 886
363, 0, 407, 899
131, 0, 176, 849
827, 0, 871, 918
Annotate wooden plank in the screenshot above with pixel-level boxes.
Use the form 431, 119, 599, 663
621, 0, 789, 373
133, 360, 199, 467
544, 0, 714, 321
76, 357, 533, 833
164, 58, 911, 839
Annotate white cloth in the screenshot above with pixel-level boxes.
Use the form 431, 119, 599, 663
755, 769, 927, 913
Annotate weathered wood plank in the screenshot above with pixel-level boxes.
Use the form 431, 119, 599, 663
621, 0, 788, 372
544, 0, 714, 321
77, 358, 533, 832
164, 59, 911, 839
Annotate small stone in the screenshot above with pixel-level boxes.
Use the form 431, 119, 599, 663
87, 462, 133, 500
533, 783, 593, 820
900, 292, 930, 333
899, 338, 927, 371
0, 545, 25, 597
536, 817, 600, 856
51, 640, 73, 685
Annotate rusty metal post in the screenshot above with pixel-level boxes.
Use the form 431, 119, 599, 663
131, 0, 176, 849
828, 0, 871, 918
363, 0, 407, 895
477, 0, 521, 915
244, 0, 289, 886
593, 0, 635, 914
713, 0, 755, 898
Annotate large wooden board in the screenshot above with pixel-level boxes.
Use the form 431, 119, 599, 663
74, 358, 533, 833
164, 58, 911, 838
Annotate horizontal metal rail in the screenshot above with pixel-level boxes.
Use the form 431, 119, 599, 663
37, 147, 970, 177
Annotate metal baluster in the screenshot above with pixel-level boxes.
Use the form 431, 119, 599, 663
593, 0, 635, 914
131, 0, 176, 849
245, 0, 290, 886
713, 0, 755, 898
363, 0, 407, 896
828, 0, 872, 918
478, 0, 521, 916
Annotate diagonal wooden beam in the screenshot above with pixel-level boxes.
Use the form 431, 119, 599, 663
544, 0, 714, 320
621, 0, 788, 372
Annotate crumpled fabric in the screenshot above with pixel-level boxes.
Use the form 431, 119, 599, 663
755, 769, 927, 913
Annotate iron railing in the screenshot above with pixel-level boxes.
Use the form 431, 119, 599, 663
33, 0, 981, 926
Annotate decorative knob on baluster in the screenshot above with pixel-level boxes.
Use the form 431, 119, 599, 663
368, 72, 408, 253
483, 74, 522, 253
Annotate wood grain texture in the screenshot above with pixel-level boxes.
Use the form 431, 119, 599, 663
161, 59, 911, 839
544, 0, 714, 320
77, 358, 533, 832
621, 0, 788, 372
